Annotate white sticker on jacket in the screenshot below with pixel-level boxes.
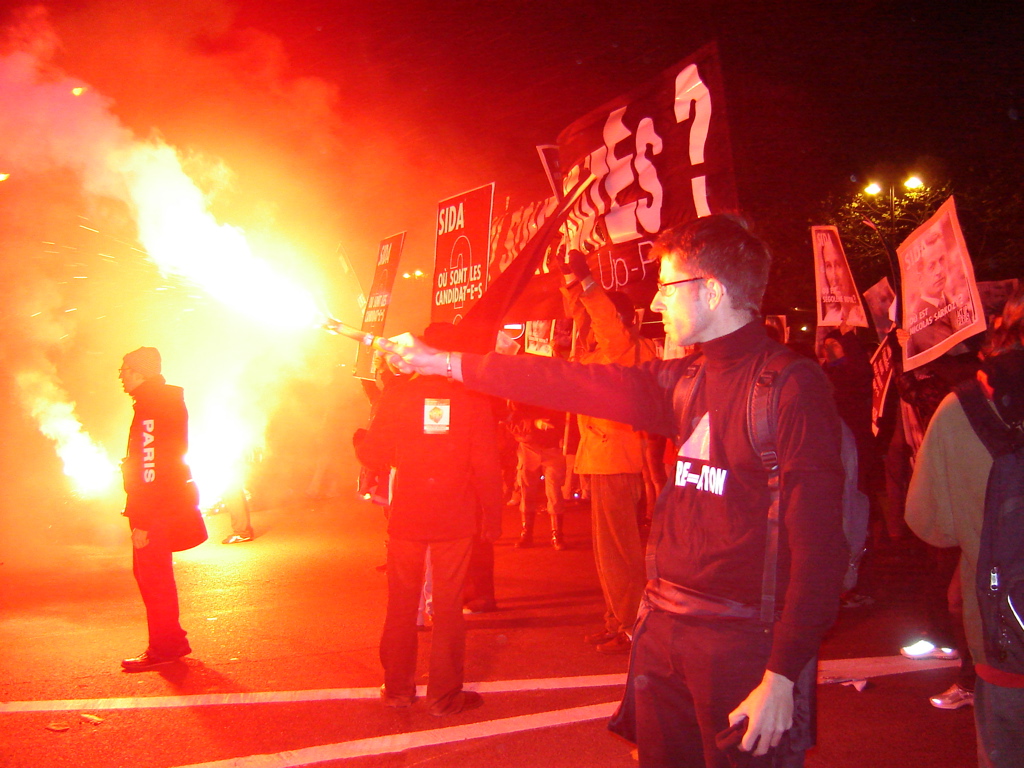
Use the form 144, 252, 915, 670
424, 398, 451, 434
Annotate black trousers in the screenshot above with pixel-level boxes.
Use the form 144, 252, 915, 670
132, 542, 189, 658
611, 608, 814, 768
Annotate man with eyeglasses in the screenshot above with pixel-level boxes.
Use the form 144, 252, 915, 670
376, 215, 846, 767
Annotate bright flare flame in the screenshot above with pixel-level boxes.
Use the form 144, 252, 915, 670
16, 369, 118, 496
116, 141, 322, 330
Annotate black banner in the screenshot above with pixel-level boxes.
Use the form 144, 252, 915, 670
554, 43, 737, 293
354, 232, 405, 380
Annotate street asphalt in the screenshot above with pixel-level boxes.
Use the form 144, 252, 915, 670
0, 494, 977, 767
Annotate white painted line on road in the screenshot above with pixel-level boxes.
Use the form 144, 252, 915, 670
0, 673, 625, 713
168, 702, 620, 768
0, 658, 958, 714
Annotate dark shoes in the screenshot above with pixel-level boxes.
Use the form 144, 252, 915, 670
222, 532, 253, 544
121, 649, 188, 672
515, 533, 534, 548
463, 599, 498, 614
380, 685, 417, 708
429, 690, 484, 717
585, 629, 620, 645
551, 533, 568, 550
596, 632, 632, 654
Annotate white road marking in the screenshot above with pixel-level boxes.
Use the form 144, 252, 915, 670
0, 674, 625, 713
168, 702, 619, 768
0, 657, 957, 714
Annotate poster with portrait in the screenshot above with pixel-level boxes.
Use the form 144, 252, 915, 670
431, 183, 495, 325
354, 232, 405, 381
525, 319, 554, 357
862, 276, 897, 342
811, 226, 868, 328
897, 196, 985, 371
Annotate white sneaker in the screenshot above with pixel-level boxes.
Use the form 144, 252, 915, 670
900, 640, 960, 660
930, 683, 974, 710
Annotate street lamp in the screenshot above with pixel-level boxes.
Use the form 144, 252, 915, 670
860, 174, 926, 329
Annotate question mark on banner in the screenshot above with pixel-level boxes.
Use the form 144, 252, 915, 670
674, 64, 712, 218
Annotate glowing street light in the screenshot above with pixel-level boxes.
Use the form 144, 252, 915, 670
860, 174, 926, 327
863, 175, 922, 197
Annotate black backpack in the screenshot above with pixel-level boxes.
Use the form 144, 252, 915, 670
956, 379, 1024, 674
672, 349, 869, 622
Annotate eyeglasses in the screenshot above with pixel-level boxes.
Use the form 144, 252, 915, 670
655, 276, 706, 297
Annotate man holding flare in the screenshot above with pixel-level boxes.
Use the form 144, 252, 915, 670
375, 215, 846, 767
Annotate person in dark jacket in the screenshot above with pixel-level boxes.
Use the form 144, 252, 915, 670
354, 326, 503, 716
119, 346, 206, 672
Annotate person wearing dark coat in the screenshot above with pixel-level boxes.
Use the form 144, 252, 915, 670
119, 347, 206, 671
354, 327, 503, 716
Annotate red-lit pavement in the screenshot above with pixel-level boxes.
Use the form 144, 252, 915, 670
1, 498, 976, 767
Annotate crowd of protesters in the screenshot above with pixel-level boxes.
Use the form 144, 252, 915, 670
117, 213, 1022, 767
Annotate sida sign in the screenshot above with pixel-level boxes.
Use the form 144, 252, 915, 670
431, 183, 494, 324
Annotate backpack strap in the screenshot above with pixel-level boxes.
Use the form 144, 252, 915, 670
671, 354, 707, 444
955, 379, 1022, 459
647, 354, 706, 579
747, 349, 805, 624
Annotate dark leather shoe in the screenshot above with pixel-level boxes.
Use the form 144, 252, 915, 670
585, 629, 620, 645
121, 650, 184, 672
429, 690, 484, 716
596, 632, 632, 654
380, 684, 416, 708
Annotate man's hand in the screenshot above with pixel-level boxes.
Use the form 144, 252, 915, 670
728, 670, 795, 756
895, 327, 910, 349
131, 528, 150, 550
374, 334, 458, 379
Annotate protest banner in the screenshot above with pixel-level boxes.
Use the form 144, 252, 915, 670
897, 196, 985, 370
431, 183, 495, 325
553, 43, 737, 294
354, 232, 405, 380
862, 276, 897, 342
811, 225, 868, 328
869, 337, 896, 437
